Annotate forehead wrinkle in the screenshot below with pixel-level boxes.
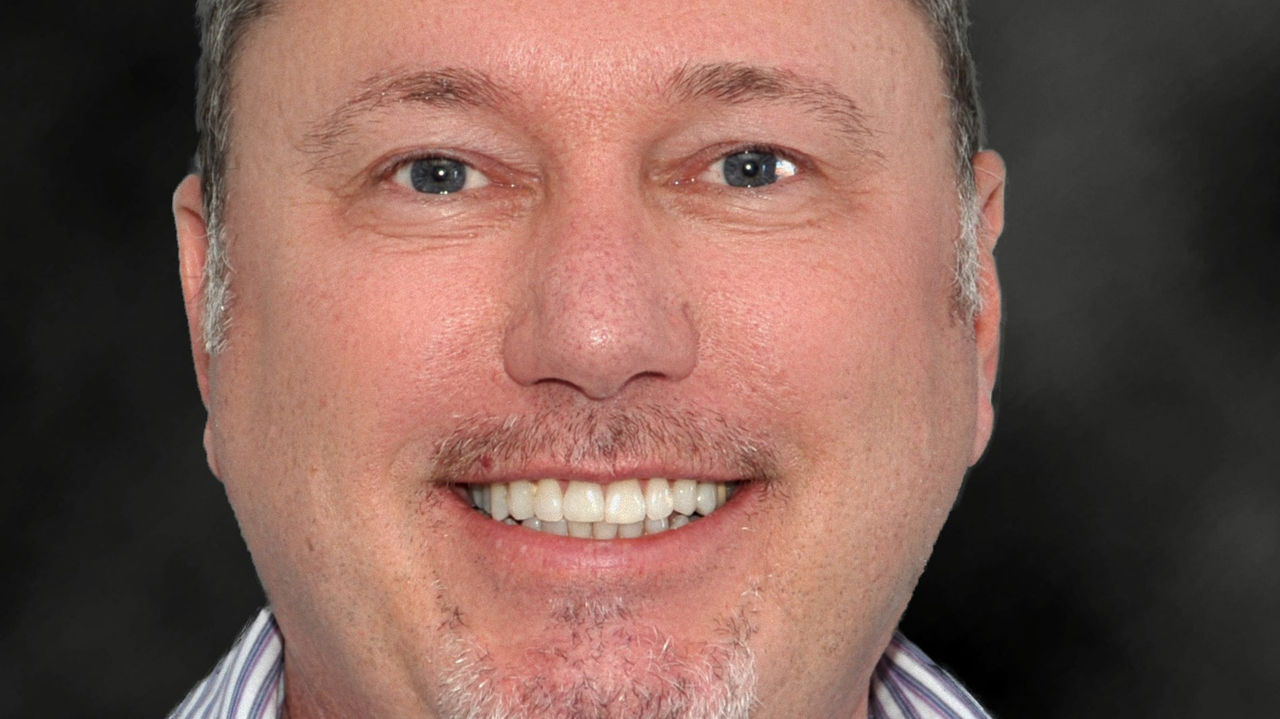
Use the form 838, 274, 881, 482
298, 66, 511, 166
668, 62, 878, 150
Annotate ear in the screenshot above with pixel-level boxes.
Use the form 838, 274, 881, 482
969, 150, 1006, 465
173, 174, 221, 476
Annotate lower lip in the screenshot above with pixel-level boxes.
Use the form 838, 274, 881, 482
446, 481, 762, 580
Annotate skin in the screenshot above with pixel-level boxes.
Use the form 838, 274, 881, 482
174, 0, 1006, 716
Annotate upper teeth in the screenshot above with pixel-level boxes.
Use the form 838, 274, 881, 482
466, 478, 736, 538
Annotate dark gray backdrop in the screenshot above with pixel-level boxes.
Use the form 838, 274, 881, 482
4, 1, 1277, 716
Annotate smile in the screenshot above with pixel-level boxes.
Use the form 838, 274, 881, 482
465, 478, 742, 538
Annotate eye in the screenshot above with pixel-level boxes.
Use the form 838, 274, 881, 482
701, 149, 798, 188
393, 157, 490, 194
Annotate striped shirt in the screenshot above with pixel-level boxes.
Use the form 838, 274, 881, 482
167, 610, 283, 719
868, 633, 991, 719
168, 609, 990, 718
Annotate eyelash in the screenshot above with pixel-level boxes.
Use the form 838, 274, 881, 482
725, 143, 793, 160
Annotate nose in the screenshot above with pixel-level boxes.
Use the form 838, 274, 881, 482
502, 187, 698, 400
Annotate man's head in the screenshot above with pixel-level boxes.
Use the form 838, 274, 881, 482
174, 0, 1005, 716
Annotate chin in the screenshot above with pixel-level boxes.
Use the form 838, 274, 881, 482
431, 594, 758, 719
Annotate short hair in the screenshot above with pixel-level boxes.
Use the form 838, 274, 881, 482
192, 0, 274, 352
191, 0, 986, 352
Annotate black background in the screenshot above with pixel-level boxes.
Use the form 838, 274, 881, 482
4, 2, 1278, 716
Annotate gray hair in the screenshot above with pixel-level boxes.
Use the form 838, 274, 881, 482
910, 0, 988, 322
192, 0, 274, 352
191, 0, 985, 351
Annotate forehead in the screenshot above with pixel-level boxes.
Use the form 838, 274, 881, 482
231, 0, 943, 134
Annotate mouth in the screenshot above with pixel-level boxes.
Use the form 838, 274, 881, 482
461, 478, 743, 539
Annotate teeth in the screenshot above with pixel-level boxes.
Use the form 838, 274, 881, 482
508, 480, 535, 520
672, 479, 697, 516
695, 482, 717, 516
563, 481, 605, 522
489, 483, 509, 522
534, 478, 563, 522
645, 478, 674, 520
618, 521, 644, 539
605, 479, 646, 524
466, 478, 738, 539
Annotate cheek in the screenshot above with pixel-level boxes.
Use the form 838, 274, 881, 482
244, 221, 512, 436
729, 236, 968, 521
698, 221, 975, 642
700, 226, 954, 436
207, 209, 517, 566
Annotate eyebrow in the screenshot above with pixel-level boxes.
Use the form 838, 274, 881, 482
301, 67, 509, 158
301, 61, 873, 163
667, 62, 874, 145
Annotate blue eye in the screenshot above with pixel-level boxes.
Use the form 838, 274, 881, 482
703, 149, 798, 188
394, 157, 490, 194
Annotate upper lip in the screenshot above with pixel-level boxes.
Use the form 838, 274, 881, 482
447, 463, 753, 486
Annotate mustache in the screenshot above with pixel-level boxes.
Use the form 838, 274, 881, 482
427, 405, 780, 484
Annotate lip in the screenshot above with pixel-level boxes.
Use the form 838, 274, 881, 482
443, 456, 755, 485
443, 474, 764, 580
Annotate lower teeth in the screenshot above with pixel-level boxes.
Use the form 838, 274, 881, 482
499, 513, 701, 538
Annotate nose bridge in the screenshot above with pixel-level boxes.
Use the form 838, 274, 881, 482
503, 173, 698, 400
546, 191, 658, 335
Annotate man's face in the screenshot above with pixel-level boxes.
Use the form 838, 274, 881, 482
175, 0, 1003, 716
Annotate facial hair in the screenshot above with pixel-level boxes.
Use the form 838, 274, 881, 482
434, 591, 759, 719
423, 405, 773, 718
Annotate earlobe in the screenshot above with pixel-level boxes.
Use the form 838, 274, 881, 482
969, 150, 1006, 465
174, 174, 213, 410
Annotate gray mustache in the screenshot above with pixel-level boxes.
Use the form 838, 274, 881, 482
427, 405, 780, 485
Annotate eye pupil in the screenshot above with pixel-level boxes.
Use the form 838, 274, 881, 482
409, 158, 468, 194
723, 151, 778, 188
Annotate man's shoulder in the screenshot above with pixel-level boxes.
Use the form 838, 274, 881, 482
167, 609, 285, 719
